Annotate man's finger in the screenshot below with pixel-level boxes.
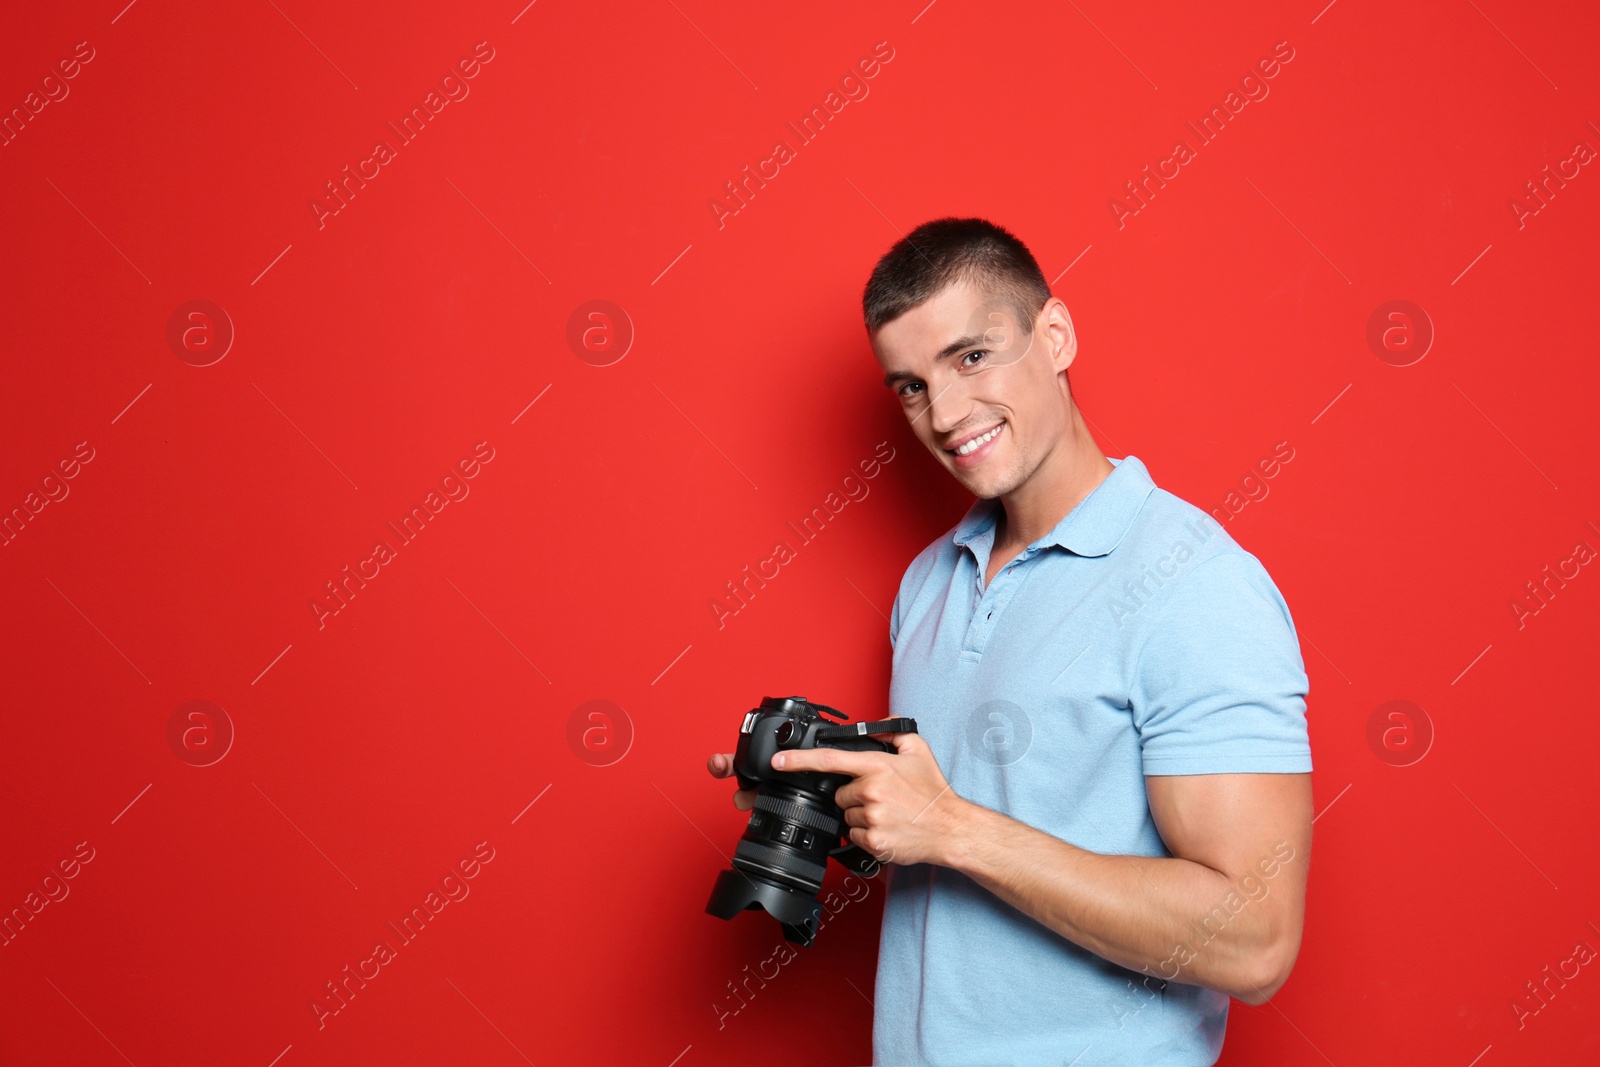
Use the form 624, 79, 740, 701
877, 730, 928, 755
834, 781, 864, 810
773, 747, 881, 776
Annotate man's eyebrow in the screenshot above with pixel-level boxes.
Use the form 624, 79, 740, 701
882, 332, 988, 388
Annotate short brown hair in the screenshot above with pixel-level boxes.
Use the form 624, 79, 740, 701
861, 217, 1052, 336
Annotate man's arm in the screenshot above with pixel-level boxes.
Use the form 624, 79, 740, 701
943, 771, 1311, 1005
771, 737, 1312, 1005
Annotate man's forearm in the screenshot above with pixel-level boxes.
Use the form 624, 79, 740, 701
938, 798, 1292, 1003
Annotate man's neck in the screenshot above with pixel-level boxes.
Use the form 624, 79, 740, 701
993, 413, 1115, 552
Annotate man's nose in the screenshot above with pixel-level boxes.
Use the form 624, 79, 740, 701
924, 376, 971, 435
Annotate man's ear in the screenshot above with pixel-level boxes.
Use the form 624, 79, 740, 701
1043, 298, 1078, 376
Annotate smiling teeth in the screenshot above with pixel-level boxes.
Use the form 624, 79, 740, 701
956, 424, 1002, 455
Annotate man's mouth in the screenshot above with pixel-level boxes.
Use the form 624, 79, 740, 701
947, 421, 1004, 455
946, 421, 1005, 463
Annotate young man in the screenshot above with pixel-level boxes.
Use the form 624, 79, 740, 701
708, 217, 1313, 1065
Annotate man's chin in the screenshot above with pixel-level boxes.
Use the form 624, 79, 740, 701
951, 469, 1009, 499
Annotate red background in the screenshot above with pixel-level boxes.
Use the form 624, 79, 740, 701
2, 0, 1597, 1064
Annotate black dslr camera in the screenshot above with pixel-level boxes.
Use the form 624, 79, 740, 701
705, 695, 919, 948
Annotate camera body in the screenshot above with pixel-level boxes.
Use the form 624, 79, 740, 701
705, 695, 918, 947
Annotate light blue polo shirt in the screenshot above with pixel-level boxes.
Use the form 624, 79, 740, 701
874, 455, 1312, 1066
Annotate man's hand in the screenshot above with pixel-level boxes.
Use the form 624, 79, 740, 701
706, 752, 757, 811
770, 731, 968, 868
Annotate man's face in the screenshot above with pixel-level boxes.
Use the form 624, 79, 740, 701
872, 279, 1076, 500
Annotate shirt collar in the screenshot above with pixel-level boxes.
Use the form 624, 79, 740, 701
951, 455, 1157, 559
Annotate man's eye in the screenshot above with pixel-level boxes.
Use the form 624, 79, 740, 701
898, 382, 924, 399
961, 350, 989, 368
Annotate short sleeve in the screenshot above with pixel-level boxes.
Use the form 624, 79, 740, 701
889, 588, 902, 650
1130, 551, 1312, 776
